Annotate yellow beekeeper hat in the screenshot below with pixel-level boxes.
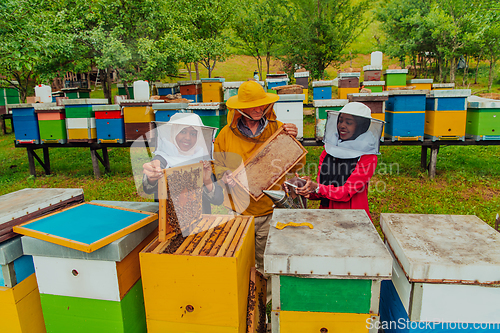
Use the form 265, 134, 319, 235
226, 80, 280, 109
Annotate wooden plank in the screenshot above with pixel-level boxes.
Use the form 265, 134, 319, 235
191, 217, 223, 256
158, 169, 169, 242
226, 217, 249, 257
231, 216, 254, 257
208, 217, 236, 256
151, 232, 176, 255
181, 217, 215, 255
200, 217, 228, 256
246, 267, 257, 333
173, 216, 204, 254
232, 127, 307, 201
216, 217, 242, 257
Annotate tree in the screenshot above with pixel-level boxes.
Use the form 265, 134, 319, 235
282, 0, 371, 80
232, 0, 287, 79
481, 8, 500, 90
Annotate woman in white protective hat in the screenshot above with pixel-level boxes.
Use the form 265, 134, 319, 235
296, 102, 383, 220
142, 113, 224, 213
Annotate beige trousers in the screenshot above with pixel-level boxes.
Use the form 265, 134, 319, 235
253, 213, 273, 273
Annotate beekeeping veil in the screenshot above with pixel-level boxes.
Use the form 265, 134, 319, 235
323, 102, 383, 159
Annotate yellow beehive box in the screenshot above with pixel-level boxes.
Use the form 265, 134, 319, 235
0, 274, 46, 333
276, 311, 375, 333
371, 112, 385, 137
140, 214, 255, 333
123, 106, 155, 123
338, 87, 359, 99
424, 110, 467, 139
202, 79, 224, 103
67, 128, 96, 140
302, 88, 309, 104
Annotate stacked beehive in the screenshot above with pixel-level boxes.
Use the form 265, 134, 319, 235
222, 81, 245, 102
16, 201, 158, 333
265, 209, 392, 333
34, 104, 67, 144
179, 80, 202, 102
363, 52, 384, 93
155, 83, 180, 97
384, 90, 427, 141
380, 213, 500, 333
424, 89, 471, 141
61, 87, 91, 99
312, 80, 334, 100
274, 94, 306, 140
0, 188, 84, 333
11, 104, 40, 144
62, 98, 108, 142
338, 72, 360, 99
152, 102, 189, 122
347, 92, 389, 139
313, 99, 348, 140
266, 74, 289, 94
201, 78, 225, 103
466, 96, 500, 140
294, 71, 310, 104
187, 102, 227, 137
94, 104, 125, 144
0, 86, 20, 114
384, 69, 408, 90
121, 99, 163, 142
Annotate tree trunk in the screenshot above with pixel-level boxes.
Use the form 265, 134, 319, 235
123, 82, 131, 99
449, 57, 456, 83
195, 62, 200, 80
462, 55, 469, 87
475, 55, 481, 84
266, 52, 271, 75
488, 58, 496, 91
106, 67, 113, 104
186, 62, 193, 80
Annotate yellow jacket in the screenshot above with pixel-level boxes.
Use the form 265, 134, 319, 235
213, 106, 306, 217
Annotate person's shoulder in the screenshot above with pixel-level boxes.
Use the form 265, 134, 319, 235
359, 154, 378, 163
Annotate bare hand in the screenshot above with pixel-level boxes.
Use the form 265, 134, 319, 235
222, 170, 236, 188
296, 176, 318, 196
143, 160, 162, 183
282, 123, 298, 138
201, 160, 213, 191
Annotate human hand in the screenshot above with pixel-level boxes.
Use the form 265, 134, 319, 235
282, 123, 298, 138
221, 170, 236, 188
296, 176, 318, 196
201, 161, 214, 191
143, 160, 162, 183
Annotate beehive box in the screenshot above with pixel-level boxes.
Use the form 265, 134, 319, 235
201, 78, 225, 103
35, 104, 67, 144
294, 71, 309, 89
384, 69, 408, 87
313, 99, 348, 140
363, 65, 383, 81
179, 80, 202, 102
385, 90, 427, 141
265, 209, 392, 333
140, 214, 255, 333
432, 83, 455, 90
152, 102, 189, 122
94, 104, 125, 144
187, 102, 227, 137
20, 200, 159, 333
347, 92, 388, 114
61, 87, 91, 99
466, 96, 500, 140
11, 104, 40, 144
266, 78, 290, 94
117, 84, 135, 99
361, 81, 385, 93
407, 78, 433, 91
380, 213, 500, 332
155, 82, 179, 96
120, 99, 164, 123
232, 127, 307, 201
426, 89, 470, 111
66, 117, 96, 142
222, 81, 244, 102
274, 94, 305, 140
312, 80, 334, 100
0, 87, 21, 106
62, 98, 108, 118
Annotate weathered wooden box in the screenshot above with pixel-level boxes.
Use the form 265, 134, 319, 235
265, 209, 392, 333
380, 213, 500, 332
140, 214, 255, 333
179, 80, 202, 96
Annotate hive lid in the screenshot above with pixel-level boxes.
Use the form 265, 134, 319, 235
338, 72, 361, 78
0, 237, 23, 265
312, 80, 334, 87
384, 69, 409, 74
427, 89, 471, 98
62, 98, 108, 105
432, 83, 455, 88
201, 78, 225, 82
61, 87, 91, 92
187, 102, 225, 110
266, 78, 290, 83
92, 104, 121, 111
222, 81, 245, 89
294, 71, 310, 78
276, 94, 305, 102
387, 89, 428, 96
21, 201, 158, 261
380, 213, 500, 284
408, 79, 433, 84
119, 99, 164, 106
467, 95, 500, 109
177, 80, 202, 86
363, 65, 383, 71
313, 99, 349, 107
264, 209, 392, 278
9, 103, 37, 109
152, 103, 189, 111
361, 81, 385, 86
13, 202, 157, 253
347, 92, 389, 102
154, 82, 179, 88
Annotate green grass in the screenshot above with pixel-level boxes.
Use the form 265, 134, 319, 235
3, 111, 499, 231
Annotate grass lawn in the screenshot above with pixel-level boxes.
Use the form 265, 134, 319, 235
2, 112, 499, 233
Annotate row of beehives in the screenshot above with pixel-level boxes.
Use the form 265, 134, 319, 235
314, 90, 500, 142
3, 188, 500, 333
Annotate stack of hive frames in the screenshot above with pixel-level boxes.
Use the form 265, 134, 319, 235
62, 98, 108, 142
35, 104, 67, 144
94, 104, 125, 143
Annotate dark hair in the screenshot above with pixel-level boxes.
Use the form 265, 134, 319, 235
337, 113, 371, 141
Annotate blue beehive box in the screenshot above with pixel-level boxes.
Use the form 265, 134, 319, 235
0, 237, 35, 288
312, 80, 334, 100
425, 89, 470, 111
95, 118, 125, 143
155, 83, 180, 96
11, 103, 41, 144
152, 103, 190, 122
386, 90, 427, 112
182, 94, 202, 103
385, 90, 427, 141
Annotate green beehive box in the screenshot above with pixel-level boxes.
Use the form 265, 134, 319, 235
7, 96, 20, 104
384, 69, 408, 87
118, 84, 134, 99
39, 120, 67, 143
466, 96, 500, 139
65, 105, 94, 118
